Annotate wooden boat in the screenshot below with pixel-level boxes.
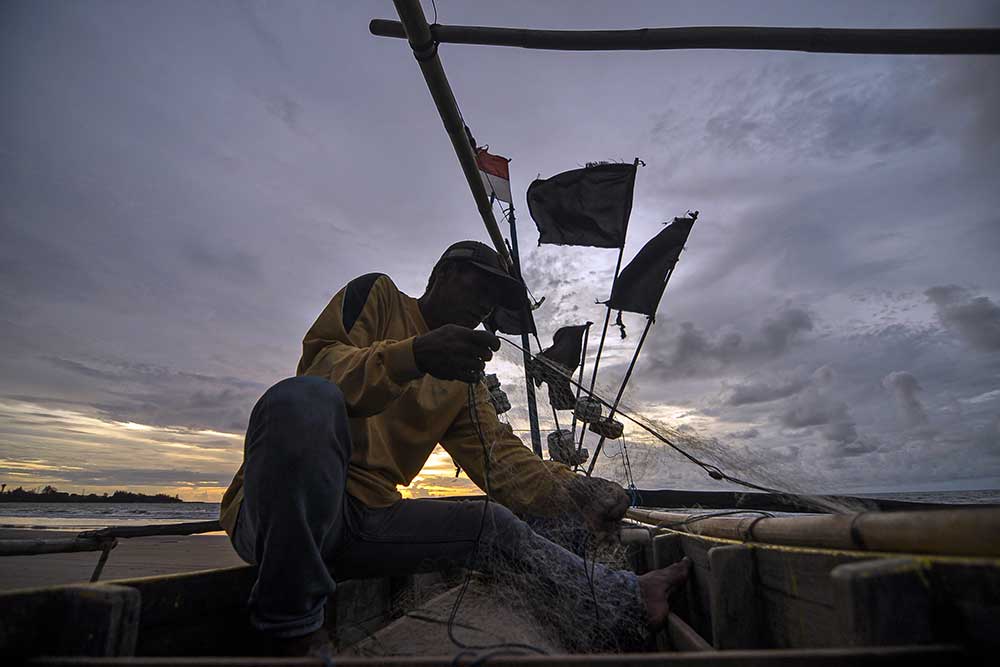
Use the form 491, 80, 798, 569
4, 4, 999, 664
2, 496, 997, 665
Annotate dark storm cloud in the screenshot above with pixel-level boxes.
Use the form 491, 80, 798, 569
44, 356, 265, 433
881, 371, 930, 428
925, 286, 1000, 351
643, 307, 813, 379
723, 377, 808, 406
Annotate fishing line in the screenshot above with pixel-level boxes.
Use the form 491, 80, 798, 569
497, 336, 785, 496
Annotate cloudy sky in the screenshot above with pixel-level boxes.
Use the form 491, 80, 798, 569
1, 1, 998, 501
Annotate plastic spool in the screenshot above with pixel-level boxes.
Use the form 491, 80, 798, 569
573, 397, 603, 423
588, 418, 624, 440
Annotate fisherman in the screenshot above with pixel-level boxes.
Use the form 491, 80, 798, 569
219, 240, 689, 654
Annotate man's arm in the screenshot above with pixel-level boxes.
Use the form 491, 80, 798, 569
298, 274, 424, 418
440, 382, 578, 517
441, 382, 631, 539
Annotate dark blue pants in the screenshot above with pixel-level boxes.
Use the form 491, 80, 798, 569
231, 376, 641, 642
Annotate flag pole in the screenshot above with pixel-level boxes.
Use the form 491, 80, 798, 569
505, 201, 544, 458
586, 257, 681, 476
569, 321, 593, 461
576, 157, 640, 461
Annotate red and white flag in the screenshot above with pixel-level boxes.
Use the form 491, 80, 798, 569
475, 147, 512, 204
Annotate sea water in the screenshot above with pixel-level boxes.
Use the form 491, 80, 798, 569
1, 490, 998, 532
0, 502, 221, 531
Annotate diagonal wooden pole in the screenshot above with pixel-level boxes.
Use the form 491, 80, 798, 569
390, 0, 512, 270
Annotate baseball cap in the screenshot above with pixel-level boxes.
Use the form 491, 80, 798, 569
437, 240, 527, 310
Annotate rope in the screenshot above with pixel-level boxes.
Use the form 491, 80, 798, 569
497, 336, 785, 496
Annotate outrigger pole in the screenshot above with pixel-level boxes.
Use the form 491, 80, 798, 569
388, 0, 512, 270
370, 21, 1000, 55
585, 263, 679, 476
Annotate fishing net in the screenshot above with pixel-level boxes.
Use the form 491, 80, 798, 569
358, 323, 863, 658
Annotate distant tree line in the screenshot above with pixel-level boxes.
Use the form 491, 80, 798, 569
0, 484, 184, 503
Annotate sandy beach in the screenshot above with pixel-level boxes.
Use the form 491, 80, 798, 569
0, 528, 246, 592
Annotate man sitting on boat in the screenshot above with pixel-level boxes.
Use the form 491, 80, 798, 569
219, 240, 689, 654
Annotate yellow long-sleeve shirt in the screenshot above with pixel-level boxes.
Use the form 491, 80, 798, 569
219, 273, 576, 536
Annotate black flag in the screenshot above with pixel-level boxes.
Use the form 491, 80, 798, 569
528, 324, 589, 410
527, 162, 637, 248
607, 216, 696, 316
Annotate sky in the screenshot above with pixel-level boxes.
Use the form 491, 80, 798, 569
1, 1, 998, 501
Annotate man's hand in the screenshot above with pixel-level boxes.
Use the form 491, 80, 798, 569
566, 476, 630, 543
413, 325, 501, 383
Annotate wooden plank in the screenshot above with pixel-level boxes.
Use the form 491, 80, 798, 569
675, 534, 713, 643
329, 578, 393, 649
758, 586, 838, 649
709, 545, 763, 649
831, 558, 932, 646
753, 549, 863, 648
651, 533, 684, 569
927, 561, 1000, 649
31, 643, 967, 665
112, 566, 256, 656
1, 584, 139, 659
666, 612, 713, 651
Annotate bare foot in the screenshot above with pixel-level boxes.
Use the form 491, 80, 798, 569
638, 557, 691, 628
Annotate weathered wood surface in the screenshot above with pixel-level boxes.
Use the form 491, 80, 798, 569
633, 489, 994, 513
627, 507, 1000, 557
831, 558, 933, 647
709, 545, 763, 649
346, 577, 563, 658
666, 613, 713, 652
31, 643, 970, 665
1, 584, 139, 660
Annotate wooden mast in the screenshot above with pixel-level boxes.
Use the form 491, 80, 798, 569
371, 20, 1000, 55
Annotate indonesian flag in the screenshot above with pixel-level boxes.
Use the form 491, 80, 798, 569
475, 147, 512, 204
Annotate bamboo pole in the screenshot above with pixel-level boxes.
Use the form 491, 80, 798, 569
371, 20, 1000, 55
79, 520, 221, 540
585, 314, 655, 476
626, 507, 1000, 558
390, 0, 512, 270
0, 536, 115, 557
569, 321, 593, 448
